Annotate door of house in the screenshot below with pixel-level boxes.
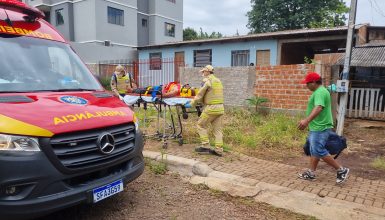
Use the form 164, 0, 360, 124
256, 50, 270, 66
174, 52, 185, 82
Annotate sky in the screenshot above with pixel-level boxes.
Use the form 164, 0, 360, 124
183, 0, 385, 37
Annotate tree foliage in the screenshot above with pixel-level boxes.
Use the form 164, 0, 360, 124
246, 0, 349, 33
183, 27, 224, 41
183, 27, 198, 41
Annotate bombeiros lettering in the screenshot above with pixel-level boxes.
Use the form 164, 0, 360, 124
0, 25, 53, 40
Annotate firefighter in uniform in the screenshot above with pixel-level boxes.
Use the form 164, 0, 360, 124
185, 65, 224, 156
110, 65, 137, 99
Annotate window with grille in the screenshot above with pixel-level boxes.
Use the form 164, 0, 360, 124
108, 7, 124, 26
55, 9, 64, 26
165, 23, 175, 37
256, 50, 271, 66
231, 50, 250, 66
150, 52, 162, 70
194, 49, 212, 67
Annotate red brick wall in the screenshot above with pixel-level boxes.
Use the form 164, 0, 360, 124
255, 64, 315, 111
314, 53, 344, 86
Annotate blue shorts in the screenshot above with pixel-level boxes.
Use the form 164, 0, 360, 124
308, 129, 332, 158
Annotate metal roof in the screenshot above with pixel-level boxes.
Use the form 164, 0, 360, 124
138, 26, 348, 49
337, 45, 385, 67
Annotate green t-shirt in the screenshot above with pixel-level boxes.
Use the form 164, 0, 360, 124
306, 86, 334, 131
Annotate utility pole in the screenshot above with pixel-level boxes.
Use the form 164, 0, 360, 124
336, 0, 358, 135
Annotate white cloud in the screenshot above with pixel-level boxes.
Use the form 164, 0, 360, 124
345, 0, 385, 26
183, 0, 251, 36
184, 0, 385, 37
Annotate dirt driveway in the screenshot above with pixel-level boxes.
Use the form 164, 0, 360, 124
39, 168, 314, 220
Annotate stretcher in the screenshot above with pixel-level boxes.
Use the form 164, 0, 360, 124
123, 91, 201, 148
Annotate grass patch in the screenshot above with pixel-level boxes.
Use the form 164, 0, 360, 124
222, 109, 307, 158
140, 107, 307, 161
371, 157, 385, 170
145, 150, 168, 175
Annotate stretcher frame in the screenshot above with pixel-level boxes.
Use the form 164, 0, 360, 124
124, 91, 201, 148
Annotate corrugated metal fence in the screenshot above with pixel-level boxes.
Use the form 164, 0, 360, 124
98, 58, 184, 87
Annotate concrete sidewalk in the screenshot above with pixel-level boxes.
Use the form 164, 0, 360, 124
144, 143, 385, 220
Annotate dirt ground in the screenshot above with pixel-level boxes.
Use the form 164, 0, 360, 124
38, 168, 314, 220
284, 119, 385, 181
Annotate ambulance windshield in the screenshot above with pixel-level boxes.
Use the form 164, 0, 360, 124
0, 34, 102, 92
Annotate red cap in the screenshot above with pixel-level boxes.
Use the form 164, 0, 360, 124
301, 72, 321, 84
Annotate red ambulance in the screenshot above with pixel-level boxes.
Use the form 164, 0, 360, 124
0, 1, 144, 219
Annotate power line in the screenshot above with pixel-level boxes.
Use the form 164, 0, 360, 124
369, 0, 385, 18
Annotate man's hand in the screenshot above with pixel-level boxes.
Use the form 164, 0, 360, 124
184, 101, 192, 108
127, 88, 133, 93
297, 119, 309, 130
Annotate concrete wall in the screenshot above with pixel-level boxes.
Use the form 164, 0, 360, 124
50, 3, 74, 41
137, 14, 149, 46
148, 0, 183, 44
70, 42, 137, 65
73, 0, 96, 42
180, 67, 256, 106
94, 0, 137, 47
139, 40, 278, 67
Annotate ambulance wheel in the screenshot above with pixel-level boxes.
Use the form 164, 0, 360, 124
178, 138, 183, 146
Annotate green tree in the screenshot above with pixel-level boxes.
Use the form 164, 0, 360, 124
246, 0, 349, 33
183, 27, 224, 40
183, 27, 198, 41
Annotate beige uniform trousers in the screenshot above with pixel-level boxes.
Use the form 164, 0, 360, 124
197, 111, 224, 148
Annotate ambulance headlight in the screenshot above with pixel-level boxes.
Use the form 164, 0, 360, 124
0, 134, 40, 152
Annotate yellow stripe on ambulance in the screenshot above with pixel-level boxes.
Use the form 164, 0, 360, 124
0, 114, 54, 137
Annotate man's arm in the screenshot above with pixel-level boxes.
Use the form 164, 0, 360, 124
298, 106, 323, 130
190, 80, 210, 106
110, 76, 120, 97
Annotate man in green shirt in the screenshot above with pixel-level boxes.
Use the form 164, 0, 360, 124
298, 72, 349, 184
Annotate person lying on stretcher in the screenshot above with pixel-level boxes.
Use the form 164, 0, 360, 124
131, 82, 198, 98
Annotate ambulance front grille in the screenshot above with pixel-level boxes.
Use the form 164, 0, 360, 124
49, 123, 135, 170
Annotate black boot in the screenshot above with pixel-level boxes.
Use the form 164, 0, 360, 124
195, 146, 211, 153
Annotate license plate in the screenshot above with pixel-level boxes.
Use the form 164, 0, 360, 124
93, 179, 123, 203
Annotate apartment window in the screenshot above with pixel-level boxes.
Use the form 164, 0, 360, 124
231, 50, 250, 66
165, 23, 175, 37
142, 19, 148, 27
55, 9, 64, 26
150, 52, 162, 70
256, 50, 270, 66
194, 49, 212, 67
108, 7, 124, 26
167, 0, 176, 3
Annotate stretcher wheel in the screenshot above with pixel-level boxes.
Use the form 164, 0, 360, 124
178, 138, 183, 146
162, 142, 168, 149
182, 112, 188, 119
